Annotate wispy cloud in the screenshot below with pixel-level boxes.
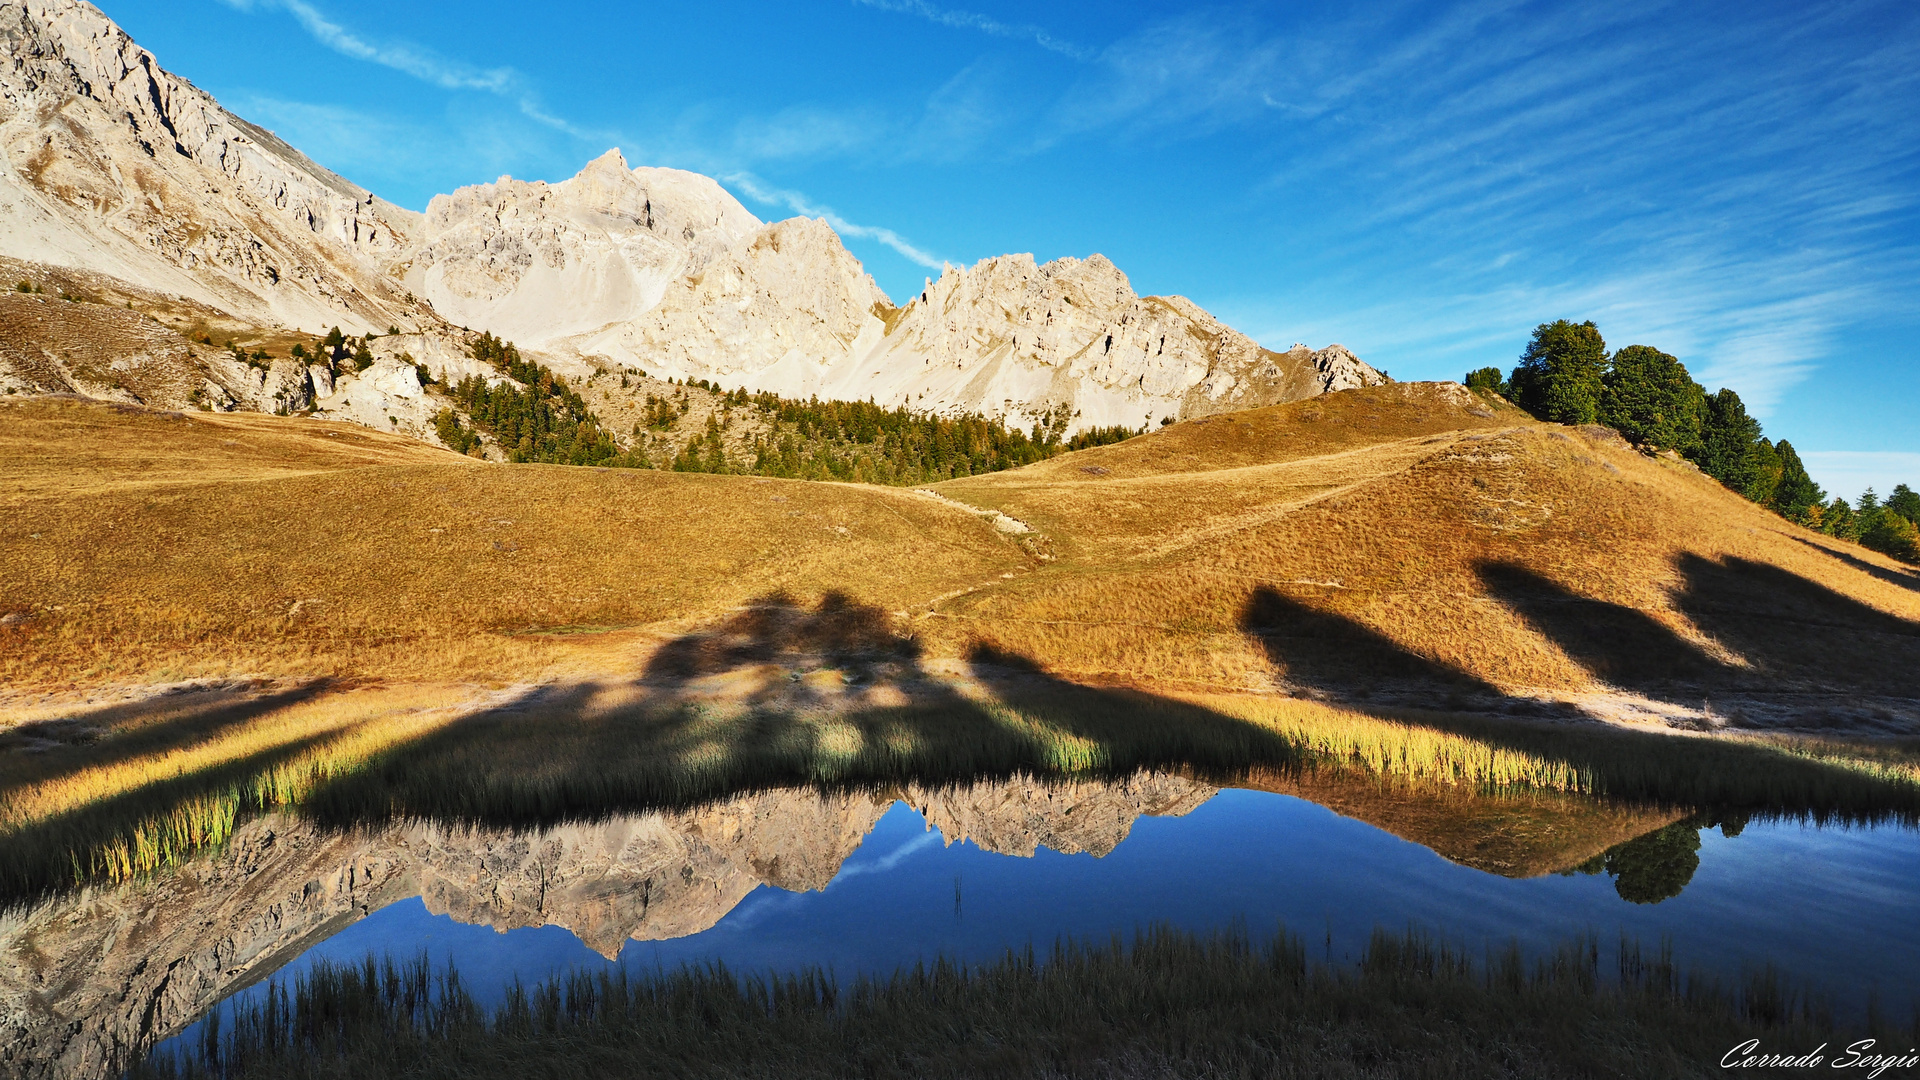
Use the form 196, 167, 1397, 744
213, 0, 948, 270
730, 106, 881, 162
1154, 0, 1920, 418
724, 172, 947, 270
1043, 14, 1296, 143
852, 0, 1092, 60
225, 93, 436, 169
213, 0, 611, 141
224, 93, 560, 202
829, 830, 943, 881
1798, 451, 1920, 502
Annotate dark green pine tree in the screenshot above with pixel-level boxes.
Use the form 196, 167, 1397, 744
1599, 345, 1706, 453
1820, 496, 1860, 540
1508, 320, 1608, 424
1691, 388, 1764, 494
1765, 440, 1825, 522
1742, 437, 1783, 508
1888, 483, 1920, 526
1464, 367, 1509, 397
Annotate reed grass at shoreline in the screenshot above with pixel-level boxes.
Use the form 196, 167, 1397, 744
7, 678, 1920, 904
134, 923, 1904, 1080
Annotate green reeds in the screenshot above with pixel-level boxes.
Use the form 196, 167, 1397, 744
3, 725, 399, 899
9, 685, 1920, 903
133, 925, 1896, 1080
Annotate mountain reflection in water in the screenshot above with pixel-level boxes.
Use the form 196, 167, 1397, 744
4, 772, 1918, 1080
0, 772, 1208, 1079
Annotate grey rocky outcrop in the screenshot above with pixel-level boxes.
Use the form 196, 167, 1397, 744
0, 0, 430, 333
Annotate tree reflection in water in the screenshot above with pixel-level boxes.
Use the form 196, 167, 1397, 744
1574, 813, 1750, 904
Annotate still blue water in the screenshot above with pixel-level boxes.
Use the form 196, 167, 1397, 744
182, 789, 1920, 1042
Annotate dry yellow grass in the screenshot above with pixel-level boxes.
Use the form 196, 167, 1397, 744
14, 384, 1913, 709
928, 383, 1920, 708
0, 397, 1028, 687
0, 682, 467, 832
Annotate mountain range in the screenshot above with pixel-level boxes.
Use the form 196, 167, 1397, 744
0, 0, 1381, 438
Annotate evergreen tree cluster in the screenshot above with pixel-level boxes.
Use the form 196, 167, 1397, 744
618, 376, 1139, 484
279, 326, 374, 377
441, 333, 635, 466
1477, 321, 1918, 563
1822, 485, 1920, 564
682, 387, 1139, 484
422, 338, 1141, 484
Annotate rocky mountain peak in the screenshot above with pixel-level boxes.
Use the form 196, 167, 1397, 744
857, 248, 1387, 430
565, 211, 891, 384
405, 148, 761, 345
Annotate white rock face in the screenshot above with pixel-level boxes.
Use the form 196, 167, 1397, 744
0, 0, 428, 332
313, 357, 429, 435
845, 254, 1385, 430
411, 153, 1384, 433
566, 214, 892, 385
402, 148, 762, 346
566, 242, 1384, 431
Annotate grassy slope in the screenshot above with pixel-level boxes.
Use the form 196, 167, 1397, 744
930, 382, 1920, 711
0, 397, 1027, 687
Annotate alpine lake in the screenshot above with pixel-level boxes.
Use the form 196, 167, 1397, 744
7, 760, 1917, 1078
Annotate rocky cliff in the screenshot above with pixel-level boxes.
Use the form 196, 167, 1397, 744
401, 148, 763, 345
0, 0, 1381, 439
0, 0, 428, 332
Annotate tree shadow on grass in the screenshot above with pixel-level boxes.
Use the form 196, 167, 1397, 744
1232, 584, 1920, 823
15, 573, 1920, 905
298, 593, 1324, 832
1475, 561, 1731, 696
0, 680, 333, 816
0, 719, 356, 905
1672, 553, 1920, 697
0, 676, 332, 776
292, 583, 1920, 844
1239, 586, 1503, 702
1783, 533, 1920, 597
643, 592, 916, 682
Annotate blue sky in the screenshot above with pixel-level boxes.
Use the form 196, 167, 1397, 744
106, 0, 1917, 497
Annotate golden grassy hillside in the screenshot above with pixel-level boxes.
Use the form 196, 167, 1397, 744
0, 396, 1026, 688
6, 383, 1917, 717
930, 382, 1920, 726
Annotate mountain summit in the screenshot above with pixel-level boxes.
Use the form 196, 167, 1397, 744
419, 152, 1385, 430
